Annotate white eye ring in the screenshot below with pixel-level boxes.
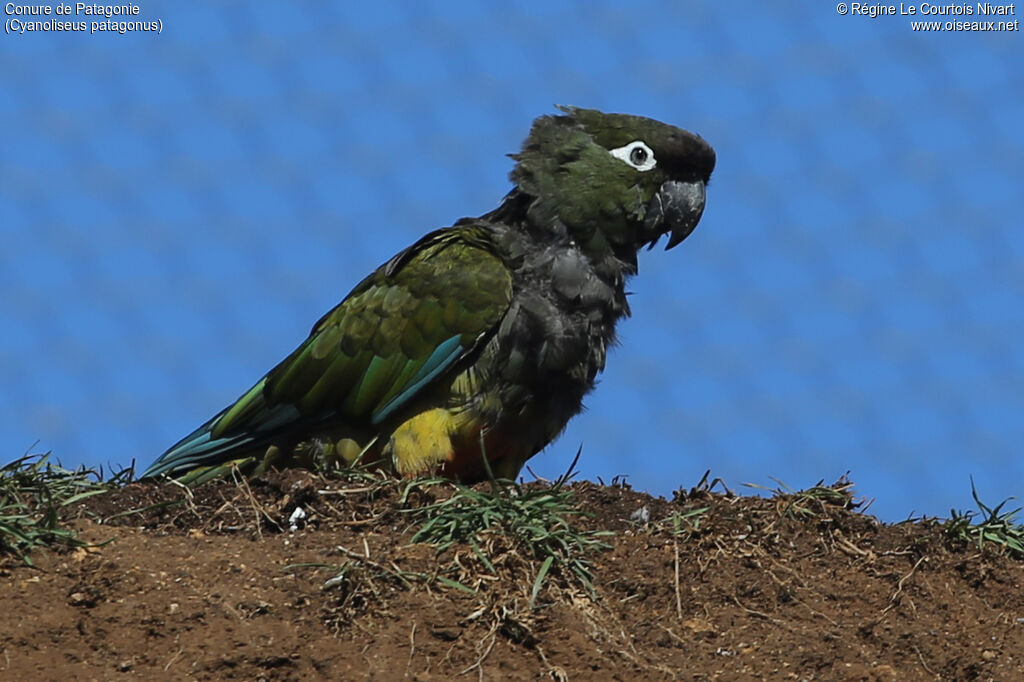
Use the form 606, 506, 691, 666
609, 140, 656, 172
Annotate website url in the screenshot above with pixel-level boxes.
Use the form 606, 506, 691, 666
910, 18, 1019, 28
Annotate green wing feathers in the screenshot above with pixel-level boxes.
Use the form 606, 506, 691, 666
262, 228, 512, 422
141, 227, 512, 480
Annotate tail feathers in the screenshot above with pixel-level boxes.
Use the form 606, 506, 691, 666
140, 411, 259, 479
142, 399, 314, 481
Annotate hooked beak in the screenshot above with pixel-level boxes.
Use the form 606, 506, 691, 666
643, 180, 707, 250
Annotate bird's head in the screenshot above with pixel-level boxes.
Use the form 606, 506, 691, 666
510, 106, 715, 260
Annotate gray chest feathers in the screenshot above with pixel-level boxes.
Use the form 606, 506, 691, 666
489, 241, 632, 408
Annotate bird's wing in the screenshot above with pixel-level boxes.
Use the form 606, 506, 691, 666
141, 226, 512, 480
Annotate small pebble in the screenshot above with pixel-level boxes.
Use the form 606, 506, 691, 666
629, 506, 650, 523
289, 506, 307, 531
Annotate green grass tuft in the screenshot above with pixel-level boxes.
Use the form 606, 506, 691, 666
402, 453, 612, 603
945, 477, 1024, 556
0, 453, 118, 565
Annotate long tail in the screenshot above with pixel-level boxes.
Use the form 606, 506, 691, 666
139, 409, 261, 481
141, 374, 312, 482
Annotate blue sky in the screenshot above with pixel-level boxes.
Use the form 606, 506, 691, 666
1, 1, 1022, 520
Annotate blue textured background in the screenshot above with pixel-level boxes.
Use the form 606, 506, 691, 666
2, 2, 1022, 520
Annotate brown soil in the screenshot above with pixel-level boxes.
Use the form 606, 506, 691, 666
1, 471, 1023, 681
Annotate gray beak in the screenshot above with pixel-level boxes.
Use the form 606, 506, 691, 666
644, 180, 707, 250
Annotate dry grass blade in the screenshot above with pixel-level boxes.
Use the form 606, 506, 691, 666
744, 476, 861, 519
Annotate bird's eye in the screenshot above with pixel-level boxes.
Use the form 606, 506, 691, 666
609, 140, 656, 172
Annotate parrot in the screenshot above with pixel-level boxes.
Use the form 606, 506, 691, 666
140, 106, 715, 485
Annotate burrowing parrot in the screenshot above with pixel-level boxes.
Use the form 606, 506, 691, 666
141, 107, 715, 484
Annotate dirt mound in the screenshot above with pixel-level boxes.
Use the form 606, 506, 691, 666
2, 470, 1023, 680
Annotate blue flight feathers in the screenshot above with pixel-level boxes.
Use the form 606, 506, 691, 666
371, 335, 464, 424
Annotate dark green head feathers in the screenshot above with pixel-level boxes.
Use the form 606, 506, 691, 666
141, 108, 714, 484
510, 106, 715, 258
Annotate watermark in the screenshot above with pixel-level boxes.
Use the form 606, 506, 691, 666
4, 3, 162, 35
835, 3, 1019, 30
